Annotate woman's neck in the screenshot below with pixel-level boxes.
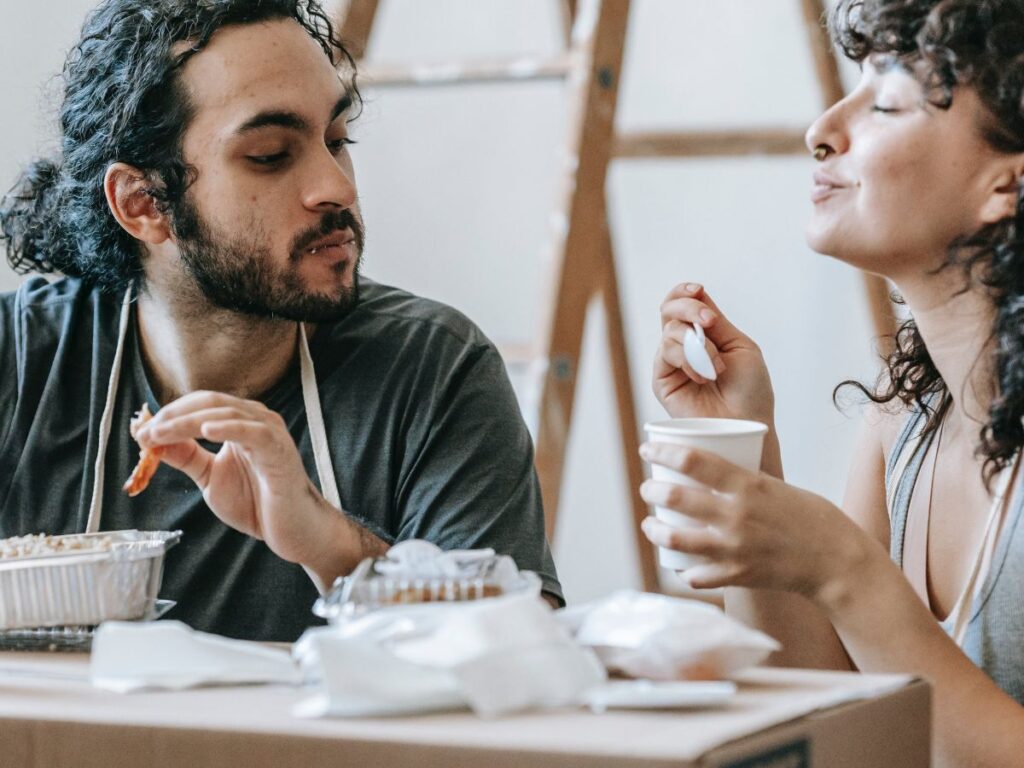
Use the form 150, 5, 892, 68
894, 264, 997, 440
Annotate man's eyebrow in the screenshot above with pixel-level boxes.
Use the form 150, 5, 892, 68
234, 94, 354, 136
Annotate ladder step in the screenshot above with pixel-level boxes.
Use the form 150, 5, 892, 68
358, 54, 574, 87
615, 128, 809, 158
496, 343, 537, 367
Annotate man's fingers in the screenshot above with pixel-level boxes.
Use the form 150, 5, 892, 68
143, 391, 271, 424
153, 439, 215, 489
137, 407, 257, 447
198, 419, 289, 465
640, 443, 755, 493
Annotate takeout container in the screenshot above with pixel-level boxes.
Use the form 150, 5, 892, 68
0, 530, 181, 630
313, 543, 541, 625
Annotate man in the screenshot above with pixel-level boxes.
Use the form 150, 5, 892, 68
0, 0, 561, 641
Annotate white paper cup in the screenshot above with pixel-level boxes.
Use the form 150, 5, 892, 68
643, 418, 768, 572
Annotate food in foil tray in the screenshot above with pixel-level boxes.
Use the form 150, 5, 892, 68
314, 540, 541, 623
0, 530, 181, 631
0, 532, 117, 559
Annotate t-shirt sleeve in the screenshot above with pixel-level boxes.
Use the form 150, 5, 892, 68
394, 343, 564, 605
0, 290, 20, 454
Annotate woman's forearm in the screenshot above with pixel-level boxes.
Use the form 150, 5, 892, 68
724, 588, 853, 669
728, 429, 854, 669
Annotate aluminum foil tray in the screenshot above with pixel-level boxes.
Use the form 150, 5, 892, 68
0, 600, 176, 652
0, 530, 181, 631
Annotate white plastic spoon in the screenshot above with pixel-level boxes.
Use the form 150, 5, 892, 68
683, 322, 717, 381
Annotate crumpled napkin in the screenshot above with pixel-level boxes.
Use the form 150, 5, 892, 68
90, 620, 302, 692
557, 590, 780, 681
293, 590, 606, 718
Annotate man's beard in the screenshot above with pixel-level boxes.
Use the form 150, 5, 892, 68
171, 196, 365, 323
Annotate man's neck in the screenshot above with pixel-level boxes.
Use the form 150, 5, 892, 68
894, 261, 996, 441
134, 279, 303, 405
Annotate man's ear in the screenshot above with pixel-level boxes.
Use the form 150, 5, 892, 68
979, 159, 1024, 226
103, 163, 172, 245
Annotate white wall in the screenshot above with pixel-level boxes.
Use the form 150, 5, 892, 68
0, 0, 878, 604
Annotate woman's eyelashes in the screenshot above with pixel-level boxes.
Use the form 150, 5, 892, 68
328, 137, 357, 155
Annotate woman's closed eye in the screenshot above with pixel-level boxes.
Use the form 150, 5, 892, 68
327, 137, 357, 155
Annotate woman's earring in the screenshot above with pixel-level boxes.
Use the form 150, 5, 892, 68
813, 144, 832, 162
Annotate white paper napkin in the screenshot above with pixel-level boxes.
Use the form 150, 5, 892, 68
90, 620, 302, 692
558, 590, 780, 681
294, 591, 606, 718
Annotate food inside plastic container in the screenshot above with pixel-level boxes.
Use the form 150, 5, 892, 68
314, 540, 541, 623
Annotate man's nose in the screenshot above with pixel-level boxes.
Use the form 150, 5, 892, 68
302, 156, 357, 211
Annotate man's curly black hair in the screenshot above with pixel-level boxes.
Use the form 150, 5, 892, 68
0, 0, 359, 295
832, 0, 1024, 486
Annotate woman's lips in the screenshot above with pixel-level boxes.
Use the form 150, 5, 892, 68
811, 171, 848, 203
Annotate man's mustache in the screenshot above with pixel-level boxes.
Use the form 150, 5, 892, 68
290, 210, 364, 261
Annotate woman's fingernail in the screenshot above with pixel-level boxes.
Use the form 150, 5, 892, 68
699, 309, 715, 324
685, 283, 702, 293
639, 443, 652, 460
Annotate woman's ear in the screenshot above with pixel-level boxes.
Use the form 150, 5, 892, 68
103, 163, 172, 245
979, 160, 1024, 226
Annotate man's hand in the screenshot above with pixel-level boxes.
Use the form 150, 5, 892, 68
133, 391, 386, 589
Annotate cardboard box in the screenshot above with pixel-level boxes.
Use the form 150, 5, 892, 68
0, 653, 929, 767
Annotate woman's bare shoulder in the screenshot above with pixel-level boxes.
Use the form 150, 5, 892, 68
861, 400, 911, 468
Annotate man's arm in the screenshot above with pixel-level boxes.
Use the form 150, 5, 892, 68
0, 289, 21, 458
391, 344, 563, 605
133, 390, 391, 592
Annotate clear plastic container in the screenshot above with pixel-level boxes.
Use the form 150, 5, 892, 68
313, 540, 541, 624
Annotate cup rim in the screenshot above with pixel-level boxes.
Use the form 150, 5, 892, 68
643, 417, 769, 438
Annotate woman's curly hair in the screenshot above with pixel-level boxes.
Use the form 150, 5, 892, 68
832, 0, 1024, 485
0, 0, 359, 294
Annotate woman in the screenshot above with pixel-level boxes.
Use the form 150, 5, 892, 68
642, 1, 1024, 765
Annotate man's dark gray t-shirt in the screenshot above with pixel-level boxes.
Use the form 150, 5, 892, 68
0, 276, 562, 640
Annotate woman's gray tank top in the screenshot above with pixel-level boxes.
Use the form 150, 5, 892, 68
886, 401, 1024, 705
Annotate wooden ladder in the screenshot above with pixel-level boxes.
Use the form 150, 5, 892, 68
333, 0, 895, 595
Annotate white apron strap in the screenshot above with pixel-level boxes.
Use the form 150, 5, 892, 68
86, 303, 343, 541
85, 287, 134, 533
298, 323, 342, 511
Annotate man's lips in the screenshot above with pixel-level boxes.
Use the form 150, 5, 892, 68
305, 230, 356, 256
811, 170, 849, 203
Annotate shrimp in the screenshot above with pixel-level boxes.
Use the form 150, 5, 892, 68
122, 403, 164, 497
